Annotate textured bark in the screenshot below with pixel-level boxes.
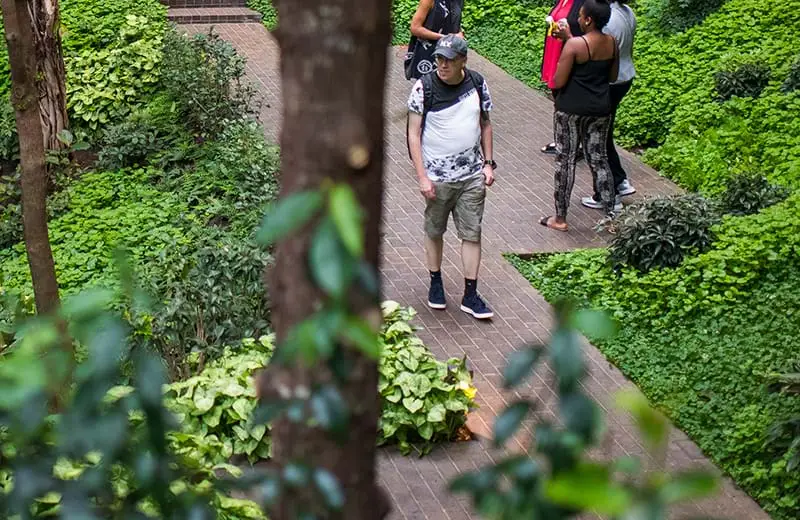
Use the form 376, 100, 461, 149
2, 0, 61, 314
257, 0, 391, 518
30, 0, 68, 151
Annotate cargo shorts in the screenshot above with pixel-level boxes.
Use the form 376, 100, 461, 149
424, 174, 486, 243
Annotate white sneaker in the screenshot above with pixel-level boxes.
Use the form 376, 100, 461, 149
617, 179, 636, 196
581, 195, 623, 212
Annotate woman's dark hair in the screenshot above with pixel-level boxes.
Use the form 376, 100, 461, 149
582, 0, 612, 29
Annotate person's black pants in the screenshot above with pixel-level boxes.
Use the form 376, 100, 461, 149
607, 80, 633, 186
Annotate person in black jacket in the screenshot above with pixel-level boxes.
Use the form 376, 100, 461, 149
404, 0, 464, 80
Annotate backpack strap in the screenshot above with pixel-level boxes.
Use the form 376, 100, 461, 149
466, 69, 487, 115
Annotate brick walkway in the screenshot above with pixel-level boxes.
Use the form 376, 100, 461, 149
181, 23, 769, 520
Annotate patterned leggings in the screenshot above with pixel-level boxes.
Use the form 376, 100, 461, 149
553, 111, 614, 218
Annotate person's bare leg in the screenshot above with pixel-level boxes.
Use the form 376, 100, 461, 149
424, 235, 444, 272
461, 239, 481, 280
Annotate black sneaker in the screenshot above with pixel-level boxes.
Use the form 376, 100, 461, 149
428, 278, 446, 309
460, 292, 494, 319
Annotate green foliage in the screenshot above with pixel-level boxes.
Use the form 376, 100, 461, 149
247, 0, 278, 30
0, 291, 265, 519
714, 61, 771, 101
0, 96, 17, 163
60, 0, 167, 54
160, 29, 257, 140
719, 172, 790, 216
451, 300, 720, 518
378, 301, 475, 455
783, 54, 800, 93
144, 233, 272, 379
617, 0, 800, 150
66, 13, 165, 134
96, 95, 191, 170
164, 337, 274, 465
0, 15, 9, 99
642, 0, 725, 33
609, 194, 718, 272
509, 198, 800, 518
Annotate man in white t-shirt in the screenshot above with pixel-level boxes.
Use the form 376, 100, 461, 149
406, 34, 496, 320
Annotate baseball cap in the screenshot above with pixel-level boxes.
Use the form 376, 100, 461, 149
433, 34, 468, 60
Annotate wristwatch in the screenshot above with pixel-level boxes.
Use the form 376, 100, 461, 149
484, 159, 497, 169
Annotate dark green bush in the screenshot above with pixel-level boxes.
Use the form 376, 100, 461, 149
783, 55, 800, 93
0, 96, 18, 164
609, 194, 719, 272
715, 61, 771, 101
720, 172, 789, 216
160, 29, 257, 140
143, 233, 272, 379
96, 95, 190, 170
643, 0, 724, 33
247, 0, 278, 29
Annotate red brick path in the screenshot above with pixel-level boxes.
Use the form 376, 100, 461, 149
181, 22, 769, 520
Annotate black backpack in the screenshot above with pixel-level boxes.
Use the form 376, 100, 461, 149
406, 69, 487, 160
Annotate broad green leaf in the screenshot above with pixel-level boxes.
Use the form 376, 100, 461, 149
493, 401, 531, 447
329, 184, 364, 257
192, 390, 215, 414
385, 388, 402, 403
616, 390, 668, 449
545, 463, 632, 515
232, 398, 251, 422
419, 422, 434, 440
313, 468, 345, 510
256, 190, 323, 246
402, 397, 424, 413
427, 403, 447, 423
503, 346, 543, 389
660, 471, 718, 504
309, 217, 355, 300
572, 308, 618, 339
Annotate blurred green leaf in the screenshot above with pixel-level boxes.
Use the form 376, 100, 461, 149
493, 401, 531, 447
502, 346, 543, 389
545, 462, 632, 514
660, 470, 719, 504
616, 390, 668, 449
329, 184, 364, 258
256, 190, 322, 246
309, 217, 355, 300
313, 468, 345, 510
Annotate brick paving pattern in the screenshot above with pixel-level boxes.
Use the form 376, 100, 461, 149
181, 21, 769, 520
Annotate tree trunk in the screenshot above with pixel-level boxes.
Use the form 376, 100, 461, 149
2, 0, 61, 314
30, 0, 68, 152
258, 0, 391, 518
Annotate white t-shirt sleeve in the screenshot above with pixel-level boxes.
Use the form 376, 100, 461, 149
408, 79, 425, 114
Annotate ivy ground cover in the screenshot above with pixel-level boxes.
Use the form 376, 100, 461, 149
508, 195, 800, 519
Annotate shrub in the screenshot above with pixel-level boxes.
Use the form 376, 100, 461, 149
164, 337, 274, 465
719, 172, 790, 216
66, 13, 165, 134
60, 0, 167, 54
160, 28, 257, 140
783, 54, 800, 93
0, 95, 17, 164
143, 233, 272, 379
609, 194, 719, 272
378, 301, 475, 455
96, 95, 190, 170
643, 0, 725, 33
714, 61, 771, 101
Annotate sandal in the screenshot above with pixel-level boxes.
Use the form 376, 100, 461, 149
539, 216, 568, 232
540, 142, 557, 155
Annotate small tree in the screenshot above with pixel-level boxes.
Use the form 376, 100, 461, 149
1, 0, 61, 314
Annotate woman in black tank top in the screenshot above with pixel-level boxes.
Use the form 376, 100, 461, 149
540, 0, 620, 233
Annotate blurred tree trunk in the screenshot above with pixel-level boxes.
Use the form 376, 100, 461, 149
258, 0, 392, 518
